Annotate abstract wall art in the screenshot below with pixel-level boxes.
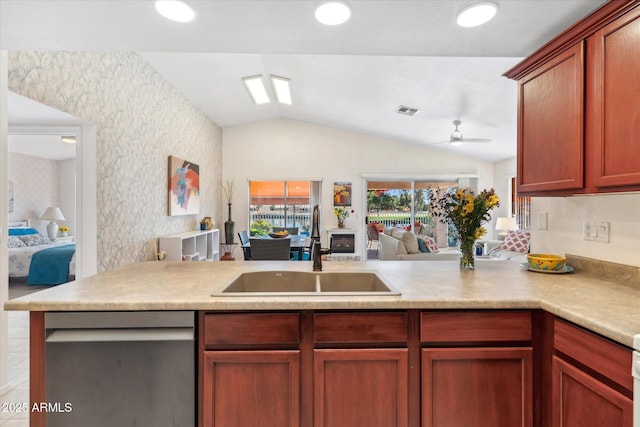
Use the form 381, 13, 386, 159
168, 155, 200, 216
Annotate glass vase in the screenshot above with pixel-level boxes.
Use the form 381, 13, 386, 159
459, 238, 475, 270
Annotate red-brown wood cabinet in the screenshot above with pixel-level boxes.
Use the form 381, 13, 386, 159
197, 310, 633, 427
505, 1, 640, 195
551, 319, 633, 427
421, 311, 534, 427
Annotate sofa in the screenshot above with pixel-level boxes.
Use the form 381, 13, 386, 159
378, 229, 460, 261
378, 228, 530, 263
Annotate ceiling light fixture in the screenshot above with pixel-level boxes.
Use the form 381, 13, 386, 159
61, 136, 76, 144
456, 2, 497, 28
270, 75, 292, 105
242, 75, 271, 105
155, 0, 196, 23
315, 2, 351, 26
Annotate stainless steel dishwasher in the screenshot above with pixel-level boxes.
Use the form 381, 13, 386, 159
45, 311, 195, 427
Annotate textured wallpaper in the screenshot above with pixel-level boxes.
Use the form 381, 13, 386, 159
8, 51, 222, 272
7, 152, 59, 232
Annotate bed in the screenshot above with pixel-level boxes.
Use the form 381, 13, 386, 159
8, 221, 76, 285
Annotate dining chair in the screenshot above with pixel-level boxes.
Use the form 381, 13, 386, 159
238, 230, 251, 260
291, 236, 312, 261
367, 223, 380, 251
249, 238, 292, 260
272, 227, 299, 235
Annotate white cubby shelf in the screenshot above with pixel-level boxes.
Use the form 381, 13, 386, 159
159, 229, 220, 262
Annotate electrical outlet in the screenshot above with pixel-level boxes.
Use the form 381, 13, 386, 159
583, 221, 610, 243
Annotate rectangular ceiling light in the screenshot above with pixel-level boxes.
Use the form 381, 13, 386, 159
270, 75, 292, 105
242, 75, 270, 105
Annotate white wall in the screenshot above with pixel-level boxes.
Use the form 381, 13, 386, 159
222, 119, 499, 258
7, 152, 75, 234
492, 156, 517, 227
9, 51, 223, 272
58, 158, 76, 235
531, 194, 640, 267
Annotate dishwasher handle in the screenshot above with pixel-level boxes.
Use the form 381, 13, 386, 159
46, 327, 194, 343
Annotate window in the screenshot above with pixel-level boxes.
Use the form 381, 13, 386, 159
248, 180, 321, 236
510, 177, 531, 230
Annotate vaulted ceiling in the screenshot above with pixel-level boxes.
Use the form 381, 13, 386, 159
1, 0, 607, 162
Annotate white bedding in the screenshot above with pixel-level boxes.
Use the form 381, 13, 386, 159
8, 240, 77, 278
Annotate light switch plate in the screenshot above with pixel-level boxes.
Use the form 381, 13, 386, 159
583, 221, 610, 243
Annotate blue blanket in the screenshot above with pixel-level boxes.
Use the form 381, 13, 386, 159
28, 244, 76, 285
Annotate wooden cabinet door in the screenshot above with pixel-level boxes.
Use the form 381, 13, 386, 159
314, 348, 409, 427
422, 347, 533, 427
517, 43, 585, 193
588, 6, 640, 188
552, 356, 632, 427
202, 350, 300, 427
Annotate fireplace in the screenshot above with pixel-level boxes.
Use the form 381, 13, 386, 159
330, 233, 355, 254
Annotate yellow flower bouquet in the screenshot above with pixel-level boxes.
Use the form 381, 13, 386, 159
333, 207, 354, 228
430, 187, 499, 269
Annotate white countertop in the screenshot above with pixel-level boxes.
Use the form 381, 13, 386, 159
5, 259, 640, 348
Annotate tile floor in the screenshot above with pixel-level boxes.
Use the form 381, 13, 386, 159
0, 310, 30, 427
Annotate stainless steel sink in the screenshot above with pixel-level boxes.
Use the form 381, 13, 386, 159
217, 271, 400, 296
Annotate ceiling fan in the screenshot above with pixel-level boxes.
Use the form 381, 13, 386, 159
433, 120, 492, 146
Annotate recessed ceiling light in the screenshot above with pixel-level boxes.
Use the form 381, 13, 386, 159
270, 76, 292, 105
315, 2, 351, 26
456, 2, 497, 28
155, 0, 195, 23
242, 75, 271, 105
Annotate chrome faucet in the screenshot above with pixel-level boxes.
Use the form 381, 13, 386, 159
310, 205, 330, 271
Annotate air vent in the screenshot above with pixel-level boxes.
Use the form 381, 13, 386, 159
396, 105, 420, 116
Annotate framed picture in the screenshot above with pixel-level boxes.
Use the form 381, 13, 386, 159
168, 155, 200, 216
333, 182, 352, 206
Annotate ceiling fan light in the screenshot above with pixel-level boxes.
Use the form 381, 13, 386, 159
449, 140, 463, 146
456, 2, 497, 28
315, 2, 351, 26
155, 0, 195, 23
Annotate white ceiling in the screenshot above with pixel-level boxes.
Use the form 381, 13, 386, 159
8, 92, 80, 160
1, 0, 607, 162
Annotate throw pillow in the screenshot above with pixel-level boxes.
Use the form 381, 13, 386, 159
422, 236, 440, 253
19, 234, 41, 246
8, 236, 26, 248
417, 237, 429, 252
401, 231, 420, 254
501, 230, 530, 254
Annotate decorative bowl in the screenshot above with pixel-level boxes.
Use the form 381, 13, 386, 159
526, 254, 567, 271
269, 231, 289, 238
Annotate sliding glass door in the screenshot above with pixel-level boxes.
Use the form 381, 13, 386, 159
366, 179, 458, 247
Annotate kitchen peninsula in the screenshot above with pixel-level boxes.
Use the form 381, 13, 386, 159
5, 259, 639, 427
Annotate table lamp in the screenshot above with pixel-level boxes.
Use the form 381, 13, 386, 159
41, 206, 65, 241
495, 217, 517, 240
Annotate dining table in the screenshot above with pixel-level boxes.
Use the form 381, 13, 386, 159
241, 234, 311, 261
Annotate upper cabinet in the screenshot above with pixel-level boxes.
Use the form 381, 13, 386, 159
505, 1, 640, 196
587, 7, 640, 188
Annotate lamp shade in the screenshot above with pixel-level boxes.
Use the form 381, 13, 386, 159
41, 207, 65, 221
495, 217, 517, 231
